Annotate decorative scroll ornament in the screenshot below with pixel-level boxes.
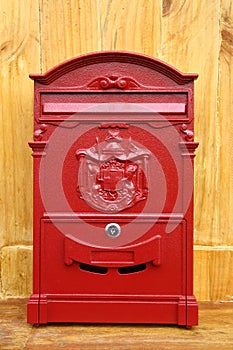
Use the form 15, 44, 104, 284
87, 75, 141, 90
76, 128, 150, 213
180, 123, 194, 141
34, 124, 47, 141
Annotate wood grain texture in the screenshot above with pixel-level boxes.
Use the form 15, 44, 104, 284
160, 0, 221, 246
0, 0, 233, 301
1, 300, 233, 350
194, 247, 233, 301
40, 0, 162, 70
98, 0, 162, 56
39, 0, 100, 72
0, 0, 39, 247
217, 0, 233, 246
1, 246, 32, 298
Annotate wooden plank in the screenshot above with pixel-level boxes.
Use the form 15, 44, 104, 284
0, 0, 40, 247
40, 0, 100, 72
98, 0, 162, 56
1, 246, 32, 298
160, 1, 221, 245
209, 248, 233, 301
216, 0, 233, 245
194, 248, 211, 301
0, 257, 1, 299
194, 247, 233, 301
1, 300, 233, 349
0, 0, 232, 303
0, 299, 30, 350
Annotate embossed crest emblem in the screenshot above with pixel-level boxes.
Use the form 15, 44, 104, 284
76, 126, 150, 213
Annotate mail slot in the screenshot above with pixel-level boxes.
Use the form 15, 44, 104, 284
28, 51, 198, 327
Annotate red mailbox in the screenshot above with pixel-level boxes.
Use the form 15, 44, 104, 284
28, 51, 198, 327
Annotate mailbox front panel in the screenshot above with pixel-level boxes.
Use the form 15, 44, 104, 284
28, 52, 198, 327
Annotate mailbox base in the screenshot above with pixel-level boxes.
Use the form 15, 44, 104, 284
27, 294, 198, 327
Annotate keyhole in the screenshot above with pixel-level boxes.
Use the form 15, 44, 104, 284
105, 223, 121, 238
111, 227, 116, 234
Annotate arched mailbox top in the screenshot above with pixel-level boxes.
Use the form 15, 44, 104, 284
29, 51, 198, 86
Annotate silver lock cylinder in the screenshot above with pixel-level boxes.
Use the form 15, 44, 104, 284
105, 223, 121, 238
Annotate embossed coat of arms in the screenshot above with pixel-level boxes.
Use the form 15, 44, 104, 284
76, 127, 150, 212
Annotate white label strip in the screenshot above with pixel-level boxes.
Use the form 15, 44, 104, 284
42, 102, 186, 114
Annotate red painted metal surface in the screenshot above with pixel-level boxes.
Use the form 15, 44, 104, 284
28, 51, 198, 327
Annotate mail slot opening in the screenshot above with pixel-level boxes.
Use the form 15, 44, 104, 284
79, 263, 108, 274
118, 263, 147, 275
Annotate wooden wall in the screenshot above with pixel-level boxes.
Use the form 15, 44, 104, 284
0, 0, 232, 301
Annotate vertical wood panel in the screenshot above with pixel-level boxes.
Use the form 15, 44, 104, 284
98, 0, 162, 56
217, 0, 233, 245
0, 0, 232, 301
194, 247, 233, 301
0, 0, 40, 247
40, 0, 100, 72
160, 0, 221, 245
209, 249, 233, 301
194, 248, 211, 301
1, 246, 32, 297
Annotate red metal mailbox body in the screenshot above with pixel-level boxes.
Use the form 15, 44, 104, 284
28, 51, 198, 327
